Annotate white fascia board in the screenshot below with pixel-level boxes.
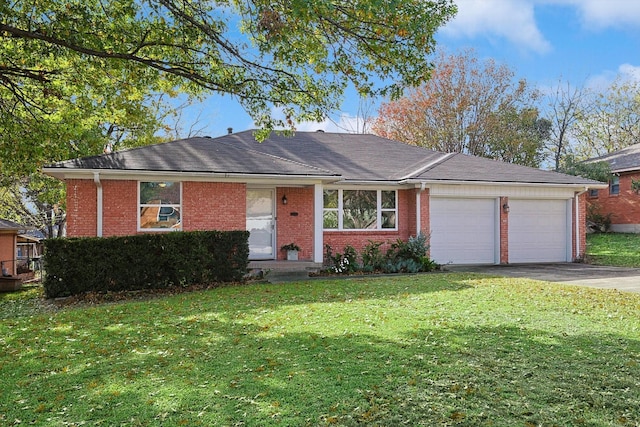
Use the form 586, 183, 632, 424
402, 179, 609, 190
611, 167, 640, 174
325, 180, 414, 189
42, 168, 342, 185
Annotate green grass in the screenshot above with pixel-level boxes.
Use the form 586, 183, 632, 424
1, 274, 639, 426
587, 233, 640, 267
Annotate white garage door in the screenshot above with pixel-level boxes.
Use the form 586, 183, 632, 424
430, 198, 497, 265
508, 199, 569, 263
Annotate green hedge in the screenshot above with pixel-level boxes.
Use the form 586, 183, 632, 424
43, 230, 249, 298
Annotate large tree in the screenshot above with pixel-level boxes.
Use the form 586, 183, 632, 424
372, 49, 546, 166
2, 0, 456, 169
572, 78, 640, 159
1, 0, 456, 234
544, 78, 588, 171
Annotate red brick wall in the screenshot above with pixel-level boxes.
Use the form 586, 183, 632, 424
588, 172, 640, 225
276, 187, 314, 260
0, 232, 17, 275
182, 182, 246, 231
575, 193, 587, 260
420, 188, 430, 235
405, 188, 418, 237
66, 179, 97, 237
103, 180, 138, 236
500, 196, 509, 264
66, 180, 247, 238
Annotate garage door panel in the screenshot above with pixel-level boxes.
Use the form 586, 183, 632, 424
430, 198, 496, 265
509, 199, 568, 263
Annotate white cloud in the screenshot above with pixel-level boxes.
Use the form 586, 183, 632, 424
442, 0, 551, 53
442, 0, 640, 54
558, 0, 640, 29
619, 64, 640, 81
582, 63, 640, 92
262, 106, 371, 134
295, 113, 367, 134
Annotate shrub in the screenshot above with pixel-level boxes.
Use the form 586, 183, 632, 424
386, 233, 431, 265
361, 240, 385, 271
324, 233, 437, 275
43, 230, 249, 298
587, 203, 613, 233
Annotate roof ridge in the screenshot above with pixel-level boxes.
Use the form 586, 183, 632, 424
400, 152, 456, 180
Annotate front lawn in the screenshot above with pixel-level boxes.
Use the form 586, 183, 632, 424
587, 233, 640, 267
1, 275, 639, 426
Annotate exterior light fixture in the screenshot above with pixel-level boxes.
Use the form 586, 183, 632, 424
282, 195, 288, 205
502, 203, 510, 213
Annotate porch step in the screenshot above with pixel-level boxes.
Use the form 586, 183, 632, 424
266, 270, 311, 283
247, 260, 323, 283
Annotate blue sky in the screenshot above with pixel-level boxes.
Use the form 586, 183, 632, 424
177, 0, 640, 138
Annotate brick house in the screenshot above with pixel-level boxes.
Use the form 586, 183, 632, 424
0, 218, 23, 276
586, 143, 640, 233
43, 131, 605, 265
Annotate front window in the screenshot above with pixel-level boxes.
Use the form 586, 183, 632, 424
609, 176, 620, 195
588, 189, 599, 198
323, 189, 397, 230
139, 182, 181, 230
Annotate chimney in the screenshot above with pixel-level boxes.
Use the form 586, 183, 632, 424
227, 127, 233, 135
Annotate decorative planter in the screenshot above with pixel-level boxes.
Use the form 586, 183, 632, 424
0, 276, 23, 292
286, 250, 299, 261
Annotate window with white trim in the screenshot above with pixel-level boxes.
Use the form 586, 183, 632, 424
609, 176, 620, 195
139, 182, 182, 230
323, 189, 397, 230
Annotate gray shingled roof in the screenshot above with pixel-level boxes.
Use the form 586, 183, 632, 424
587, 143, 640, 173
420, 152, 598, 185
44, 130, 601, 186
46, 136, 337, 177
0, 219, 24, 231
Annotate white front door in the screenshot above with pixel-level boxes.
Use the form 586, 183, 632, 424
246, 188, 275, 260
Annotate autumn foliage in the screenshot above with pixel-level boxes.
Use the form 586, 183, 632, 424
373, 49, 549, 167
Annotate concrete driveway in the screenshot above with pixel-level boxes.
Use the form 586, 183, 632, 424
448, 263, 640, 294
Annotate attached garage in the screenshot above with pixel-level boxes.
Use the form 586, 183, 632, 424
430, 198, 497, 265
508, 199, 571, 263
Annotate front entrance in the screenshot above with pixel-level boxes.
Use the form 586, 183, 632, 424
246, 188, 275, 260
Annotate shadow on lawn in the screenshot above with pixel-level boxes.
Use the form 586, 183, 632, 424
5, 295, 639, 426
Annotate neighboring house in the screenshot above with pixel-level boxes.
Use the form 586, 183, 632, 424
17, 230, 44, 280
0, 218, 24, 276
43, 131, 605, 265
586, 143, 640, 233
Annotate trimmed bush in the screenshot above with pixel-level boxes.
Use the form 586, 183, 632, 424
43, 230, 249, 298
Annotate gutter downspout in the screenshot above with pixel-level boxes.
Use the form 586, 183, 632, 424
93, 172, 103, 237
575, 188, 588, 260
416, 182, 426, 235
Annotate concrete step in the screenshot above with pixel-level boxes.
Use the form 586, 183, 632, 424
265, 270, 311, 283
